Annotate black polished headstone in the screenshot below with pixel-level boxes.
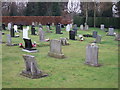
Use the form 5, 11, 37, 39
10, 28, 15, 37
56, 24, 63, 34
23, 38, 33, 50
69, 30, 75, 40
2, 24, 6, 30
31, 26, 36, 35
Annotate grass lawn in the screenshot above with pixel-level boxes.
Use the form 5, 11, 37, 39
1, 26, 119, 88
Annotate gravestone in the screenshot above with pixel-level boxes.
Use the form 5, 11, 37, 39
100, 24, 104, 30
80, 25, 84, 30
73, 24, 78, 36
84, 23, 89, 30
22, 38, 38, 53
14, 25, 18, 32
20, 54, 48, 79
48, 39, 65, 59
32, 22, 35, 26
52, 23, 54, 26
70, 24, 72, 29
2, 24, 5, 30
66, 24, 70, 32
8, 23, 12, 30
93, 31, 98, 38
56, 24, 63, 34
107, 28, 115, 36
94, 35, 102, 43
115, 34, 120, 41
6, 34, 12, 46
38, 28, 45, 42
31, 25, 36, 35
23, 27, 29, 39
85, 43, 101, 67
10, 28, 15, 37
19, 24, 23, 30
60, 38, 69, 46
69, 30, 75, 40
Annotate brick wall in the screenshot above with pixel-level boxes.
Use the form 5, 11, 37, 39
2, 16, 72, 25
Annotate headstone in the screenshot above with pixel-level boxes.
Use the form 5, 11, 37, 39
46, 23, 51, 30
38, 28, 45, 42
94, 35, 102, 43
52, 23, 54, 26
85, 43, 101, 67
100, 24, 104, 30
80, 25, 84, 30
31, 25, 36, 35
32, 22, 35, 26
56, 24, 63, 34
23, 27, 29, 39
73, 24, 78, 36
48, 39, 65, 59
84, 23, 89, 30
93, 31, 98, 38
66, 24, 70, 32
70, 23, 72, 29
20, 54, 48, 79
8, 23, 12, 30
14, 25, 18, 32
107, 28, 115, 36
6, 34, 12, 46
115, 34, 120, 41
19, 24, 23, 30
10, 28, 15, 37
22, 38, 38, 53
69, 30, 75, 40
2, 24, 6, 30
60, 38, 69, 46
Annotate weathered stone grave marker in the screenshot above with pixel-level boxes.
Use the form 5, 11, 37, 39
60, 37, 69, 46
48, 39, 65, 59
38, 27, 45, 42
20, 54, 48, 79
93, 31, 98, 38
85, 43, 101, 67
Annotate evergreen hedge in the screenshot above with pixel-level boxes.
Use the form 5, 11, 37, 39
73, 16, 120, 29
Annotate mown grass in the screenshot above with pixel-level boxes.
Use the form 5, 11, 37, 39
2, 26, 119, 88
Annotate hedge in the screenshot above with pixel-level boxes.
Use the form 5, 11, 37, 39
73, 16, 120, 29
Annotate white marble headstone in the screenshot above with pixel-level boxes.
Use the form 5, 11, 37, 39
100, 24, 104, 30
66, 24, 70, 32
14, 25, 18, 32
80, 25, 84, 30
23, 26, 29, 39
8, 23, 12, 30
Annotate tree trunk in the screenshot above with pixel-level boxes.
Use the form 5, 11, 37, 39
94, 2, 96, 28
85, 3, 88, 24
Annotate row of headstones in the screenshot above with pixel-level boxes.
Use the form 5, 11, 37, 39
20, 40, 100, 79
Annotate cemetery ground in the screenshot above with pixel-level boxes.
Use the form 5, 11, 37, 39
2, 26, 119, 88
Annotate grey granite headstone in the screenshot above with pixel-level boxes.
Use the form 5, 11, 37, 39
93, 31, 98, 38
38, 28, 45, 42
85, 43, 101, 67
6, 34, 12, 46
84, 23, 89, 30
107, 28, 115, 36
95, 35, 102, 43
48, 39, 65, 59
80, 25, 84, 30
60, 38, 69, 46
115, 34, 120, 41
20, 54, 48, 79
